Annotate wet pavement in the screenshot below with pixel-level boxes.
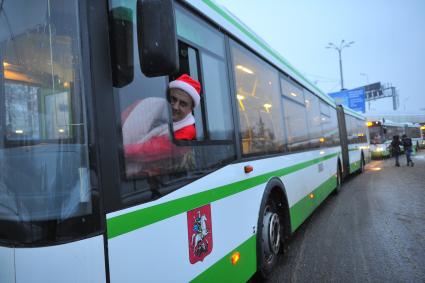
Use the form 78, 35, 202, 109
263, 151, 425, 283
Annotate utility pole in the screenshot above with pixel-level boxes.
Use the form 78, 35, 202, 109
326, 40, 354, 90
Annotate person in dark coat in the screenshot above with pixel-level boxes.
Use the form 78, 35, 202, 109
401, 134, 414, 167
390, 135, 401, 167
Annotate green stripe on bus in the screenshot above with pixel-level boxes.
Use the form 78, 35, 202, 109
350, 161, 361, 173
190, 235, 257, 283
201, 0, 334, 105
107, 152, 339, 239
191, 176, 338, 283
290, 175, 337, 231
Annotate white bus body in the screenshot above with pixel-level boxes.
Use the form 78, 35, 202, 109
0, 0, 369, 282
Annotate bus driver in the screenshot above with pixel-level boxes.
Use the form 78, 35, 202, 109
121, 74, 201, 176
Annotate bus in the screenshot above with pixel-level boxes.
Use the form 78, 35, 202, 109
0, 0, 369, 282
368, 120, 422, 159
367, 120, 405, 159
404, 123, 423, 151
421, 125, 425, 148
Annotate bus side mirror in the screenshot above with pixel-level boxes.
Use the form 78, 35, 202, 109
137, 0, 179, 77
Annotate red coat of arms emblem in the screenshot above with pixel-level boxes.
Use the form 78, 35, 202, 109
187, 204, 213, 264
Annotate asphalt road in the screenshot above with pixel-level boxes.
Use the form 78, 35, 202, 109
263, 151, 425, 283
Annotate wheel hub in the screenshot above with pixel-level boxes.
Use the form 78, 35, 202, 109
268, 213, 281, 254
262, 210, 281, 262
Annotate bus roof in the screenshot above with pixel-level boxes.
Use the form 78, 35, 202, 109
185, 0, 338, 107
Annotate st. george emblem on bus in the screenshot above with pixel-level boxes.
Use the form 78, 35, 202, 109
187, 204, 213, 264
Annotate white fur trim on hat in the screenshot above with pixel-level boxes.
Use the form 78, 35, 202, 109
169, 80, 200, 107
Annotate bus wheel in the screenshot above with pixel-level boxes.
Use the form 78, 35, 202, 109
334, 165, 342, 194
258, 200, 281, 279
359, 156, 365, 173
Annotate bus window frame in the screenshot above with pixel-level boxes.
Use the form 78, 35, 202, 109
170, 4, 236, 145
170, 38, 237, 145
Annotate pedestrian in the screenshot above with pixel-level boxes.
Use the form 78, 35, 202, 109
390, 135, 401, 167
401, 134, 414, 167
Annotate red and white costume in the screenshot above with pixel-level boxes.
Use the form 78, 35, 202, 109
122, 74, 201, 176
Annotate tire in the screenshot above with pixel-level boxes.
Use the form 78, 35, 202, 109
257, 199, 282, 279
359, 155, 365, 173
334, 164, 342, 194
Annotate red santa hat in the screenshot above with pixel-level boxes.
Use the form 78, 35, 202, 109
169, 74, 201, 107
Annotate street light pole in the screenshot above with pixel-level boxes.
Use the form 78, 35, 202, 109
326, 40, 354, 90
338, 48, 344, 89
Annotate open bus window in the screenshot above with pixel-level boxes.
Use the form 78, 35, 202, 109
170, 41, 205, 141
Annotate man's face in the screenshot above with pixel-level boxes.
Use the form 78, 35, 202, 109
169, 88, 194, 122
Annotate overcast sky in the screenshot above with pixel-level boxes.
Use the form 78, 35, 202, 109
214, 0, 425, 112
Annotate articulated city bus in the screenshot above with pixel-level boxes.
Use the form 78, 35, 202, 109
0, 0, 369, 282
404, 123, 423, 150
367, 120, 405, 158
368, 120, 422, 158
421, 125, 425, 148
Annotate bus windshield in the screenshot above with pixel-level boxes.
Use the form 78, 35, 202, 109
406, 126, 421, 139
0, 0, 98, 245
368, 126, 383, 144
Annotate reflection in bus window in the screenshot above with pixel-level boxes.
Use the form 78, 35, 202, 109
304, 91, 321, 148
281, 77, 304, 105
201, 53, 233, 140
0, 0, 97, 244
231, 41, 285, 155
5, 81, 74, 141
281, 77, 309, 151
329, 109, 340, 145
282, 98, 309, 151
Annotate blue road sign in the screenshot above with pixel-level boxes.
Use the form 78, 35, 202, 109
329, 87, 365, 113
